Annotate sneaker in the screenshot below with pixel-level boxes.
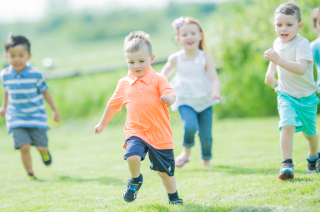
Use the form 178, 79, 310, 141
306, 153, 320, 174
169, 198, 183, 205
122, 177, 143, 202
278, 163, 294, 180
40, 151, 52, 166
28, 173, 37, 180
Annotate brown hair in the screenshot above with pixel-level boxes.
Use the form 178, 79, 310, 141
175, 17, 207, 52
123, 31, 153, 56
275, 1, 301, 22
311, 7, 320, 28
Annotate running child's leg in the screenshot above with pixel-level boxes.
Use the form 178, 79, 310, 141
280, 125, 295, 160
176, 105, 199, 167
303, 132, 319, 157
157, 171, 182, 205
126, 155, 142, 178
20, 143, 33, 174
122, 137, 147, 202
157, 171, 177, 193
279, 125, 295, 180
198, 106, 213, 168
303, 132, 320, 173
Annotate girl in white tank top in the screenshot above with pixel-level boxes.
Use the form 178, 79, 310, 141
161, 17, 222, 168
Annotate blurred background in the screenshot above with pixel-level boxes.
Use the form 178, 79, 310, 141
0, 0, 319, 127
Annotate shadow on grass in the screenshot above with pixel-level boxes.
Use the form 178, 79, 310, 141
180, 165, 278, 176
135, 204, 289, 212
37, 175, 124, 185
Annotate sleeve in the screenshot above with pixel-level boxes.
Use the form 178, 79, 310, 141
0, 70, 5, 90
158, 75, 175, 97
107, 80, 125, 112
296, 39, 314, 63
37, 73, 50, 93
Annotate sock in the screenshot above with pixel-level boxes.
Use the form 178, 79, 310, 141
133, 174, 142, 182
168, 191, 179, 200
282, 159, 292, 164
307, 154, 319, 162
28, 172, 34, 176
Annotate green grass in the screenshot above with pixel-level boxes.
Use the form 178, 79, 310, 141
1, 116, 320, 211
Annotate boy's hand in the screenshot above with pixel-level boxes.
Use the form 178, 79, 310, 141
94, 124, 105, 134
264, 48, 280, 64
53, 111, 60, 122
160, 94, 175, 106
0, 106, 6, 117
265, 74, 278, 89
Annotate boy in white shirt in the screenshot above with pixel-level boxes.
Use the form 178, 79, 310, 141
265, 1, 320, 180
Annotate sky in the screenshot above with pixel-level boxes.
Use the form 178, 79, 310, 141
0, 0, 226, 24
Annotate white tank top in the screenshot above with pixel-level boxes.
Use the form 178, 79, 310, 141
170, 50, 218, 112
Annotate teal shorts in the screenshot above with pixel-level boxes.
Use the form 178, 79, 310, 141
277, 92, 319, 136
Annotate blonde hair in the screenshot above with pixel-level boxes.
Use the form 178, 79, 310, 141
175, 17, 207, 52
275, 1, 301, 22
123, 31, 153, 55
311, 7, 320, 28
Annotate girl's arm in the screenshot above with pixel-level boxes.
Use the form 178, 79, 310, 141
264, 48, 308, 75
160, 54, 177, 78
94, 106, 117, 134
42, 90, 60, 122
0, 91, 8, 117
205, 53, 222, 100
265, 61, 278, 88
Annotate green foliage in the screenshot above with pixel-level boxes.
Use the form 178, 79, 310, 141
208, 0, 320, 118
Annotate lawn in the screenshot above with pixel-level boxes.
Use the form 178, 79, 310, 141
1, 116, 320, 212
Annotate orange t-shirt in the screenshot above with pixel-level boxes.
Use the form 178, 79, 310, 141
107, 67, 176, 150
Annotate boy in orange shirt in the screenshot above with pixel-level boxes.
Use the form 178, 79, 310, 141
94, 31, 183, 205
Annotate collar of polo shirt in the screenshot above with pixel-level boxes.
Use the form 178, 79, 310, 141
10, 64, 30, 77
127, 67, 156, 85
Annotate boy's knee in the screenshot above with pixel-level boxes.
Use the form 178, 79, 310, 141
126, 155, 141, 163
20, 144, 31, 153
281, 125, 295, 134
157, 171, 170, 178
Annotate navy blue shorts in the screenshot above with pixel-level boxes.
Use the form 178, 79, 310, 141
124, 136, 175, 176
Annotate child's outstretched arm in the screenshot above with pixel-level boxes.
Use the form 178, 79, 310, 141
0, 91, 8, 117
42, 90, 60, 122
265, 61, 278, 88
160, 54, 177, 78
94, 106, 117, 134
264, 48, 308, 75
205, 53, 222, 101
160, 94, 176, 107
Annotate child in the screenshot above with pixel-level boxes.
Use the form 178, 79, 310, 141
310, 7, 320, 85
264, 1, 320, 180
161, 17, 221, 168
94, 31, 183, 205
0, 35, 60, 180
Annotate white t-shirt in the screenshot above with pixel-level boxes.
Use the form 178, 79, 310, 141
273, 34, 319, 98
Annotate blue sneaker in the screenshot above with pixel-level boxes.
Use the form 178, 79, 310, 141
306, 152, 320, 174
122, 177, 143, 202
278, 163, 294, 180
169, 198, 183, 205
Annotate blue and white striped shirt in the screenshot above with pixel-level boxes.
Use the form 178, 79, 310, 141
0, 65, 49, 133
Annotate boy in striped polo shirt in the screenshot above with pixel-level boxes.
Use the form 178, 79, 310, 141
0, 35, 60, 180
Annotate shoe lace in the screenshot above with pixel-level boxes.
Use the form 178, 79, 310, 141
41, 151, 50, 161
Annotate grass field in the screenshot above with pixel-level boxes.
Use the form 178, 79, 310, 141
1, 116, 320, 212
